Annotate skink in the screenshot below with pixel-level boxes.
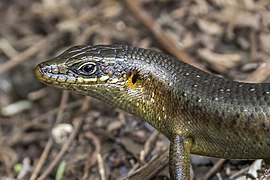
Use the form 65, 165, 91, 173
35, 45, 270, 179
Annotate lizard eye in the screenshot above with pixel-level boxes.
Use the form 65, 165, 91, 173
78, 62, 97, 75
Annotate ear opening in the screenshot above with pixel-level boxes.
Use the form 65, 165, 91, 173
126, 71, 141, 89
132, 73, 139, 84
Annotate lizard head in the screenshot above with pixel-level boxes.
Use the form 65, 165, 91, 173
35, 45, 132, 89
35, 45, 152, 109
35, 44, 174, 133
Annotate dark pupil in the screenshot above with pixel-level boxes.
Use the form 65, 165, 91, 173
82, 64, 94, 73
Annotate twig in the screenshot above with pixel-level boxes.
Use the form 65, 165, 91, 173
244, 59, 270, 83
124, 0, 204, 70
81, 97, 91, 113
30, 91, 69, 180
203, 159, 226, 180
28, 87, 48, 101
139, 131, 158, 163
82, 131, 102, 180
37, 117, 84, 180
75, 24, 100, 44
249, 30, 257, 62
9, 131, 49, 147
97, 153, 106, 180
29, 139, 53, 180
31, 99, 84, 123
229, 166, 249, 179
55, 91, 69, 124
0, 33, 56, 76
122, 149, 169, 180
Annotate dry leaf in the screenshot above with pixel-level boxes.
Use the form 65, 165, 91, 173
197, 19, 223, 36
198, 48, 241, 73
260, 33, 270, 54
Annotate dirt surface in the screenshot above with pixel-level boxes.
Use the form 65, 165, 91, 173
0, 0, 270, 179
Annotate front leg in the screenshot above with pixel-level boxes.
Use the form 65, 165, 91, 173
169, 134, 192, 180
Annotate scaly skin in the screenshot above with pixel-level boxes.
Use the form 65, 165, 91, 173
35, 45, 270, 179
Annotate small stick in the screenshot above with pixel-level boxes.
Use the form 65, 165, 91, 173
37, 117, 84, 180
244, 59, 270, 83
140, 131, 158, 163
203, 159, 226, 180
82, 130, 102, 180
30, 91, 69, 180
29, 139, 53, 180
124, 0, 204, 70
122, 149, 169, 180
249, 30, 257, 62
0, 33, 56, 76
31, 99, 84, 123
229, 166, 249, 179
97, 153, 106, 180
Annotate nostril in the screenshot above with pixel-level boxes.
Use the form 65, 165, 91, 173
40, 66, 49, 74
35, 63, 51, 75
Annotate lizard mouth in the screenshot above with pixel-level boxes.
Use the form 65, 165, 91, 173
34, 62, 69, 87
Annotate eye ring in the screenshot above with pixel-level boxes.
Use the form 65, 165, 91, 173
78, 62, 97, 75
